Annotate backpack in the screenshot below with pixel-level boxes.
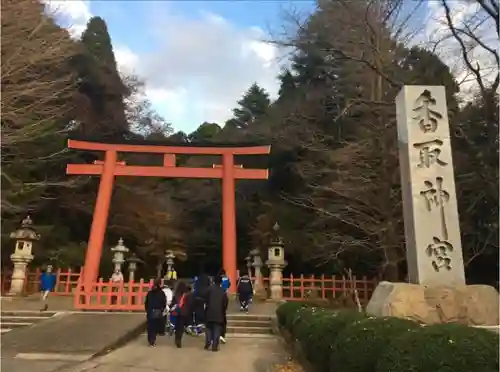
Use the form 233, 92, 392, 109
171, 293, 187, 317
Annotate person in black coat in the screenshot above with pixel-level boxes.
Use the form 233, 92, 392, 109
145, 278, 167, 347
192, 273, 211, 333
204, 275, 228, 352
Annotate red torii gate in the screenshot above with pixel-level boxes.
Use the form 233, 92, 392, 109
66, 139, 270, 293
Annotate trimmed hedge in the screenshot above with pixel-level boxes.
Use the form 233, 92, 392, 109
276, 302, 366, 372
330, 316, 421, 372
376, 323, 499, 372
276, 302, 500, 372
276, 301, 307, 327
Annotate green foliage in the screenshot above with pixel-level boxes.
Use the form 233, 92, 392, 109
303, 310, 367, 372
276, 301, 307, 327
331, 316, 421, 372
276, 302, 367, 372
188, 122, 222, 142
375, 323, 499, 372
227, 83, 270, 128
77, 16, 128, 136
278, 304, 499, 372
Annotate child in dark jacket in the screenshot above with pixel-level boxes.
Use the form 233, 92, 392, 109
237, 273, 253, 313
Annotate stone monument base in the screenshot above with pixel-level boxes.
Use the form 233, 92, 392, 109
366, 281, 499, 326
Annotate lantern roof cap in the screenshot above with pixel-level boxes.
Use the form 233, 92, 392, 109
111, 237, 129, 252
10, 215, 40, 240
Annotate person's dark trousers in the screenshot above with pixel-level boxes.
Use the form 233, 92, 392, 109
147, 318, 162, 346
193, 297, 205, 326
174, 315, 185, 347
220, 313, 227, 338
239, 292, 250, 310
205, 322, 222, 351
159, 314, 167, 335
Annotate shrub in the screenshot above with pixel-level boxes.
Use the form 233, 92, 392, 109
330, 316, 420, 372
376, 323, 500, 372
276, 302, 307, 327
304, 310, 367, 372
292, 307, 331, 339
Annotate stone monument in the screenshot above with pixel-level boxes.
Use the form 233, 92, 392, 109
8, 216, 40, 296
111, 238, 129, 273
266, 223, 287, 301
367, 86, 499, 326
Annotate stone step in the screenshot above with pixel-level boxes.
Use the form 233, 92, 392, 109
227, 333, 275, 339
1, 322, 33, 328
1, 316, 47, 324
226, 326, 272, 335
1, 311, 58, 318
227, 319, 270, 328
226, 314, 272, 322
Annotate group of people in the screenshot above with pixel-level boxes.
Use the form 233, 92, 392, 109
144, 269, 254, 351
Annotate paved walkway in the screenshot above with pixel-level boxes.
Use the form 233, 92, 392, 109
66, 334, 287, 372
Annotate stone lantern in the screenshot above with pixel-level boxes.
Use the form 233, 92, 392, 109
265, 222, 287, 301
245, 254, 253, 278
127, 253, 142, 282
8, 216, 40, 295
165, 249, 176, 273
111, 238, 129, 273
250, 247, 265, 297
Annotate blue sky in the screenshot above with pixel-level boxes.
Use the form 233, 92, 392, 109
48, 0, 316, 133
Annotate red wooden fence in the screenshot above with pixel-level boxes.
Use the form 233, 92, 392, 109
280, 274, 377, 303
1, 268, 81, 296
0, 268, 378, 310
72, 274, 377, 311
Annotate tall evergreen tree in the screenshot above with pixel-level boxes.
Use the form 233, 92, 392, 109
75, 16, 128, 137
228, 83, 271, 128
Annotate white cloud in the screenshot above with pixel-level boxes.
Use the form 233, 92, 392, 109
423, 1, 498, 97
128, 10, 284, 132
42, 0, 92, 38
42, 2, 285, 133
114, 46, 139, 75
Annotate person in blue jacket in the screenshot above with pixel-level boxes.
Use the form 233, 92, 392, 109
220, 270, 231, 293
40, 265, 56, 311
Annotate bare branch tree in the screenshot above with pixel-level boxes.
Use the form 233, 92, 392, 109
438, 0, 498, 98
1, 0, 78, 148
1, 0, 81, 214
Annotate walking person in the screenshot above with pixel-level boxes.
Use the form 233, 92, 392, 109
170, 281, 192, 348
219, 269, 231, 293
161, 281, 174, 336
144, 279, 167, 347
217, 269, 231, 343
192, 273, 210, 335
237, 272, 253, 313
110, 269, 124, 305
204, 275, 228, 352
40, 265, 56, 311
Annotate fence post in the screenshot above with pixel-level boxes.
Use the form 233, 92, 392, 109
321, 274, 325, 299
